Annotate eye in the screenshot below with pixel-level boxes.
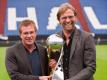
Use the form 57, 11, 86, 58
61, 16, 67, 20
61, 15, 75, 20
30, 31, 34, 34
23, 32, 28, 35
69, 16, 74, 19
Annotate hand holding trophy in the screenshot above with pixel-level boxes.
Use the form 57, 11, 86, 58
46, 34, 64, 80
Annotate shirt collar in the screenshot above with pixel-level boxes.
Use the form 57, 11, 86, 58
62, 27, 75, 41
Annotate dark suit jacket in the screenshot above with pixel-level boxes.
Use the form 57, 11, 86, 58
5, 41, 49, 80
58, 28, 96, 80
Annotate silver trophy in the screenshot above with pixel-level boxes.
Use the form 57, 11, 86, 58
46, 34, 64, 80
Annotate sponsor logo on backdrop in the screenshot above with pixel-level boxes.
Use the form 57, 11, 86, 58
3, 0, 107, 36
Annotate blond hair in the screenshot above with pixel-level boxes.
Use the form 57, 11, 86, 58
19, 19, 37, 33
57, 3, 77, 20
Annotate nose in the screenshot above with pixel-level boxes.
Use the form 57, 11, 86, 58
66, 17, 71, 22
27, 32, 32, 37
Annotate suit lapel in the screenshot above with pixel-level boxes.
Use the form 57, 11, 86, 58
70, 29, 80, 59
18, 42, 32, 73
36, 44, 44, 74
57, 30, 80, 59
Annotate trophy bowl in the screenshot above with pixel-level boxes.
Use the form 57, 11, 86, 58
46, 34, 63, 52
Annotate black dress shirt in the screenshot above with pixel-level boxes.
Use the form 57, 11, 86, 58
63, 29, 75, 79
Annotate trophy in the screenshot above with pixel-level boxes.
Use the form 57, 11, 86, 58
46, 34, 64, 80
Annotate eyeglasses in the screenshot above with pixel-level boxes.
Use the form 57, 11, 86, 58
22, 31, 36, 36
61, 15, 75, 20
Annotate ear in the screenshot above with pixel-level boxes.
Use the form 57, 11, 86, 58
19, 33, 22, 40
58, 21, 61, 26
74, 16, 78, 22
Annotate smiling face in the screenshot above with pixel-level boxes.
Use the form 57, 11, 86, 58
57, 3, 77, 33
59, 9, 77, 32
19, 20, 37, 47
20, 24, 36, 47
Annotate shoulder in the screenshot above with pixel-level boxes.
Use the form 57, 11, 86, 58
36, 43, 46, 50
36, 43, 47, 56
6, 41, 22, 52
78, 30, 95, 46
77, 29, 93, 39
6, 41, 21, 57
74, 29, 95, 45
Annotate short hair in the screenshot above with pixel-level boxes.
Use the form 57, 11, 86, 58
19, 19, 37, 33
57, 3, 77, 21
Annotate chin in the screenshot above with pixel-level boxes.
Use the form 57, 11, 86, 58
26, 42, 34, 45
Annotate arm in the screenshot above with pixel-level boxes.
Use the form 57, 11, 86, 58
5, 48, 51, 80
5, 47, 39, 80
68, 35, 96, 80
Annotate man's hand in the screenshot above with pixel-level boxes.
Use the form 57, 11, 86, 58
39, 76, 52, 80
49, 59, 57, 69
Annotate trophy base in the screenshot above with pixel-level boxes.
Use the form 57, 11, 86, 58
52, 69, 64, 80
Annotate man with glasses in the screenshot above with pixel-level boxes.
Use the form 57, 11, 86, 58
49, 3, 96, 80
5, 19, 51, 80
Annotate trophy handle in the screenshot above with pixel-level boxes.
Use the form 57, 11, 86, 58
52, 47, 64, 80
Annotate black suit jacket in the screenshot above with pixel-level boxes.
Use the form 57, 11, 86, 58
5, 41, 49, 80
58, 28, 96, 80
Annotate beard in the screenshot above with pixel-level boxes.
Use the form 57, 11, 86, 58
61, 21, 75, 27
61, 22, 75, 33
